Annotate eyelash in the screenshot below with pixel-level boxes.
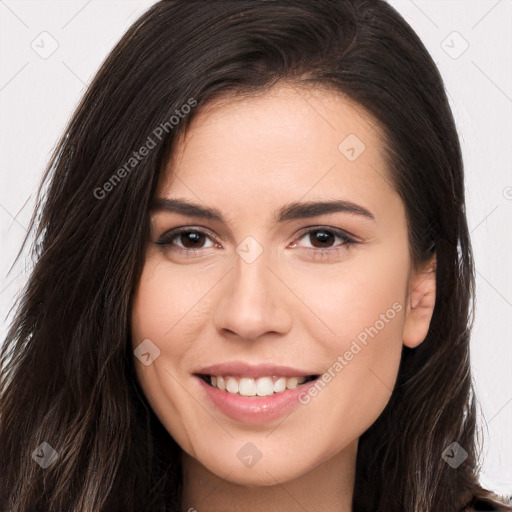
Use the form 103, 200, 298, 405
155, 226, 359, 260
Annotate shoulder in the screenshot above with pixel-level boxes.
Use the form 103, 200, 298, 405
463, 496, 512, 511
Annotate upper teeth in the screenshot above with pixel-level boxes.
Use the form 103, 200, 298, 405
209, 375, 307, 396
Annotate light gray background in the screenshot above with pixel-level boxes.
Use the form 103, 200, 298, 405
0, 0, 511, 497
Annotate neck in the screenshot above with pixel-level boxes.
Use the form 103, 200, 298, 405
181, 441, 357, 512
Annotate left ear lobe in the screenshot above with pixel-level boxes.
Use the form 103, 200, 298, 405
403, 254, 436, 349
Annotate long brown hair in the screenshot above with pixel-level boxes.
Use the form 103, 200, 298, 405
1, 1, 508, 511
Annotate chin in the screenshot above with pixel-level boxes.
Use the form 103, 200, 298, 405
194, 445, 322, 488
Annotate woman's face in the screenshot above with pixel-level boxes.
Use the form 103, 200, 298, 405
130, 83, 434, 485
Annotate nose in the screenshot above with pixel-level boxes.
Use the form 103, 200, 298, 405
213, 247, 293, 341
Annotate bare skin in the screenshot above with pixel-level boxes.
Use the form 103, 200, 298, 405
130, 82, 436, 512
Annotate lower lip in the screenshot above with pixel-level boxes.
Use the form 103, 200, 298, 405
195, 376, 317, 424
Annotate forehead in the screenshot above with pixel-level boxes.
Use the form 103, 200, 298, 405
157, 83, 395, 219
169, 83, 380, 164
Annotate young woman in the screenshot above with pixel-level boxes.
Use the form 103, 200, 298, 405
1, 1, 510, 511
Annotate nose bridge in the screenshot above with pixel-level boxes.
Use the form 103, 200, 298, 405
213, 238, 292, 340
232, 235, 274, 302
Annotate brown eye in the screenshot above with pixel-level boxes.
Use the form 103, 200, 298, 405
179, 231, 207, 248
294, 227, 356, 250
156, 228, 216, 251
309, 229, 336, 248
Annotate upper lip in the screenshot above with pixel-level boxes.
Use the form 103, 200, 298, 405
195, 361, 318, 378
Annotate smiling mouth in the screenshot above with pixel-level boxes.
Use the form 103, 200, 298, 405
197, 374, 319, 397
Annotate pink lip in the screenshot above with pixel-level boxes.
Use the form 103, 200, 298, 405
194, 375, 318, 424
195, 361, 315, 378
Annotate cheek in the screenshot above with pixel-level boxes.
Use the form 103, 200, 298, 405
131, 256, 217, 350
130, 256, 231, 454
296, 245, 408, 351
130, 260, 196, 442
293, 250, 408, 433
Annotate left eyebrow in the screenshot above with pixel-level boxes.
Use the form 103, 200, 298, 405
150, 197, 376, 224
276, 199, 375, 223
